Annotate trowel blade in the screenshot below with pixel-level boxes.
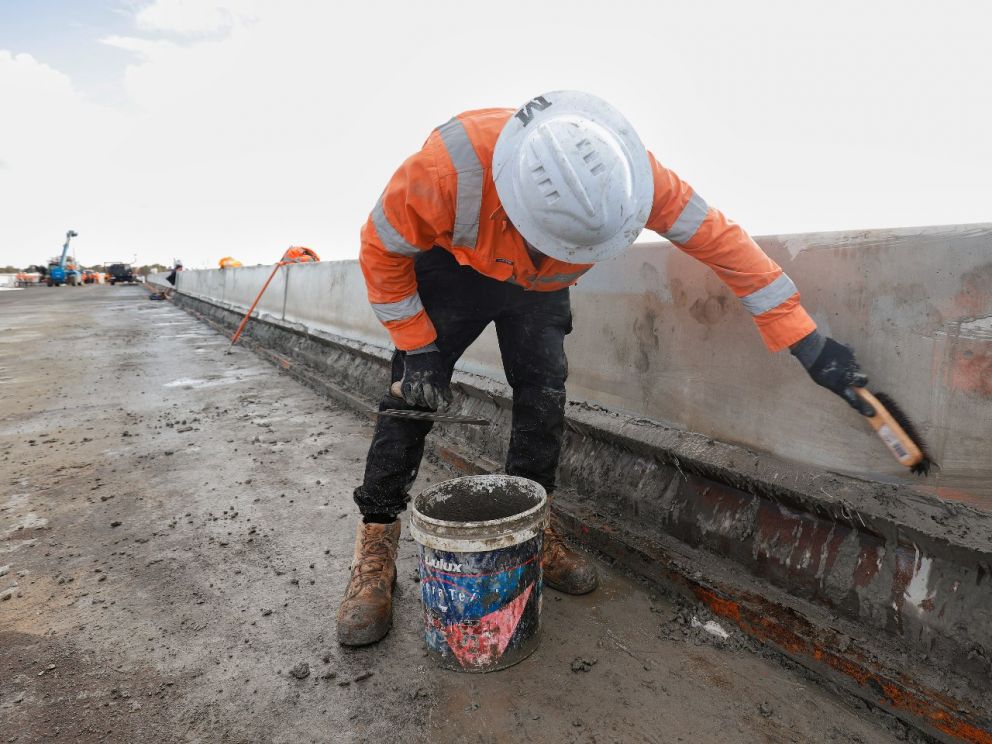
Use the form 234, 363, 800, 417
375, 409, 490, 425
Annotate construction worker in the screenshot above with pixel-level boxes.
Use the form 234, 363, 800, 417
161, 260, 183, 299
337, 91, 873, 646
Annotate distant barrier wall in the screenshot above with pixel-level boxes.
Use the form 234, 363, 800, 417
177, 224, 992, 501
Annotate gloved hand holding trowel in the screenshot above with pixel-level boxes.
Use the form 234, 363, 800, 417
390, 343, 452, 411
377, 345, 487, 425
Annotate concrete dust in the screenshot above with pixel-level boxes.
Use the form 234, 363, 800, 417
0, 287, 905, 743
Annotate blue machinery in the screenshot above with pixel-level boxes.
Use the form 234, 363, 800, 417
48, 230, 80, 286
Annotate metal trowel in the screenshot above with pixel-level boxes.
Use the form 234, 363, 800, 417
375, 382, 490, 425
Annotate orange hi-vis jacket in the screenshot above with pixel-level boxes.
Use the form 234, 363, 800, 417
360, 108, 816, 353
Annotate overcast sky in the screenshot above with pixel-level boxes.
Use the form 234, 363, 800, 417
1, 0, 989, 269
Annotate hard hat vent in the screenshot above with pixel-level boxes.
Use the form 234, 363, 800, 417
530, 164, 561, 204
575, 139, 606, 176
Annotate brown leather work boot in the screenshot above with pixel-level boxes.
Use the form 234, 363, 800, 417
542, 520, 598, 595
336, 521, 401, 646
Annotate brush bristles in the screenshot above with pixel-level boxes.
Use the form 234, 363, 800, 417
872, 391, 938, 476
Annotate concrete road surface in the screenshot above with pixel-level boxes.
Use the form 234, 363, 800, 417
0, 287, 908, 743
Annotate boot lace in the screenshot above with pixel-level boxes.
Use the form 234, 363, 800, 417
347, 530, 394, 595
544, 525, 569, 560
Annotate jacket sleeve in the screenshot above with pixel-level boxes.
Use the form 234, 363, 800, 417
644, 152, 816, 352
359, 137, 452, 351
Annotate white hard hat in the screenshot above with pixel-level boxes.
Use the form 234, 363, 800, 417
493, 90, 653, 263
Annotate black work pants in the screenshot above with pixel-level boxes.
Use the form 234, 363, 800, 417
354, 248, 572, 521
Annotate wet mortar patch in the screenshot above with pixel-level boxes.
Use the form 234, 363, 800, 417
417, 479, 540, 523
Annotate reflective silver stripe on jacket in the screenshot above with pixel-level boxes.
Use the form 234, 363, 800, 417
436, 117, 483, 248
370, 293, 425, 322
663, 191, 708, 244
533, 268, 590, 285
740, 274, 799, 315
371, 196, 421, 257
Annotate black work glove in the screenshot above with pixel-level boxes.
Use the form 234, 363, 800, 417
399, 347, 453, 411
795, 333, 874, 416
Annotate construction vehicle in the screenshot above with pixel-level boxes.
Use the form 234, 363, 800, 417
47, 230, 81, 286
18, 266, 46, 287
105, 262, 137, 285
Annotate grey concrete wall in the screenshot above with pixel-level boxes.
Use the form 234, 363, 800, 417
176, 223, 992, 501
146, 272, 170, 289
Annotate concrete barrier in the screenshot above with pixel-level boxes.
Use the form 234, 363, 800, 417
282, 260, 388, 349
180, 267, 225, 303
571, 226, 992, 491
146, 271, 171, 289
176, 223, 992, 503
169, 225, 992, 743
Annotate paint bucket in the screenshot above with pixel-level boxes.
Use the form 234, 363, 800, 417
409, 474, 548, 673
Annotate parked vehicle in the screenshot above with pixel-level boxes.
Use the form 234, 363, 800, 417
16, 270, 44, 287
105, 262, 137, 285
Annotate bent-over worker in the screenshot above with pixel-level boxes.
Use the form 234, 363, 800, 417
337, 91, 872, 646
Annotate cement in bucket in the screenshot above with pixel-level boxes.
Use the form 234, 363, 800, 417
409, 474, 548, 673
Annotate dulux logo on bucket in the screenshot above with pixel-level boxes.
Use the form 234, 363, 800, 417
423, 555, 464, 573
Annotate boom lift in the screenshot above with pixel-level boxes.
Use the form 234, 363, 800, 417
47, 230, 81, 287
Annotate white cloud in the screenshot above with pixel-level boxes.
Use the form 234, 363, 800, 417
134, 0, 260, 36
1, 0, 990, 269
1, 51, 86, 168
0, 51, 126, 265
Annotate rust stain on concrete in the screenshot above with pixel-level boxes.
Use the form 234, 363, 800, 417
949, 346, 992, 397
692, 586, 992, 744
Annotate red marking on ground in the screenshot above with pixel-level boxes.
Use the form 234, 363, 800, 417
693, 588, 741, 623
691, 586, 992, 743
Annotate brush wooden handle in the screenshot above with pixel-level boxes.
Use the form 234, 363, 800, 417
855, 388, 923, 468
